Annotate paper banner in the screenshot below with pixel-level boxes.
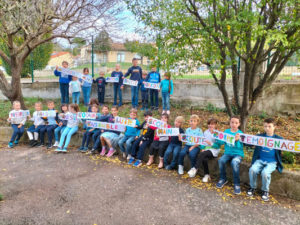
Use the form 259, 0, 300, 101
106, 77, 119, 83
144, 82, 160, 90
86, 120, 126, 132
115, 116, 136, 127
123, 78, 138, 87
77, 112, 96, 119
147, 117, 168, 129
212, 130, 236, 145
36, 111, 57, 117
9, 110, 30, 118
181, 134, 207, 145
58, 113, 77, 121
156, 128, 179, 136
57, 67, 93, 83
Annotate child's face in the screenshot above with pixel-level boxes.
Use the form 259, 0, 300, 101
48, 102, 55, 109
99, 72, 105, 77
61, 106, 68, 112
174, 119, 182, 128
189, 119, 198, 128
264, 123, 275, 136
164, 75, 168, 80
91, 106, 98, 113
151, 67, 156, 72
69, 106, 76, 113
35, 104, 42, 111
13, 102, 21, 110
133, 60, 138, 66
83, 69, 89, 75
102, 107, 109, 115
208, 123, 216, 131
115, 64, 120, 71
142, 74, 147, 79
72, 76, 78, 81
111, 108, 118, 116
161, 116, 168, 123
130, 112, 137, 119
230, 118, 240, 131
62, 62, 68, 68
144, 115, 150, 121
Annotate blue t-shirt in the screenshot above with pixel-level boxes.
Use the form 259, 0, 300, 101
147, 72, 161, 83
111, 71, 124, 86
185, 127, 203, 146
125, 119, 140, 137
161, 79, 174, 95
259, 135, 276, 162
139, 78, 148, 92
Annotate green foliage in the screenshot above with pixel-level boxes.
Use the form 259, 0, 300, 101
94, 30, 111, 52
259, 111, 269, 119
124, 40, 157, 64
0, 194, 3, 201
205, 103, 225, 113
282, 152, 296, 164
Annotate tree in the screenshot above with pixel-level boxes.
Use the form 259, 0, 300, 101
124, 40, 157, 65
0, 0, 120, 108
94, 30, 112, 52
71, 37, 86, 56
126, 0, 300, 131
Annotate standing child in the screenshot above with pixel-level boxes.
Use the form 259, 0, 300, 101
54, 61, 72, 104
69, 76, 81, 104
147, 66, 161, 110
178, 115, 204, 176
93, 71, 107, 106
118, 108, 140, 159
53, 104, 68, 147
80, 68, 93, 107
7, 101, 27, 148
160, 72, 173, 115
212, 116, 244, 195
190, 118, 220, 182
55, 104, 81, 152
139, 71, 149, 110
111, 64, 124, 107
164, 116, 185, 170
247, 118, 283, 201
146, 113, 171, 169
27, 102, 45, 147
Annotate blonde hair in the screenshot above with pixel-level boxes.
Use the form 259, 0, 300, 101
12, 101, 21, 107
175, 116, 185, 124
130, 108, 138, 115
35, 102, 42, 106
190, 114, 200, 123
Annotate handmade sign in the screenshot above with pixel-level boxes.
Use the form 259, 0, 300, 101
115, 116, 136, 127
86, 120, 126, 132
212, 130, 236, 145
144, 82, 160, 90
77, 112, 97, 119
106, 77, 119, 83
156, 128, 179, 136
147, 117, 168, 129
239, 134, 300, 153
181, 134, 207, 145
58, 113, 77, 121
9, 110, 30, 118
57, 67, 93, 83
36, 111, 57, 117
123, 78, 138, 87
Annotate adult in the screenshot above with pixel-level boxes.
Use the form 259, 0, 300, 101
80, 68, 93, 107
54, 61, 72, 104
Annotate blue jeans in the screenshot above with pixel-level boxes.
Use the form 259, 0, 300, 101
27, 125, 45, 133
130, 137, 152, 160
131, 86, 139, 108
72, 92, 80, 104
59, 126, 78, 148
113, 84, 122, 106
162, 92, 170, 110
59, 83, 69, 104
118, 135, 136, 154
178, 145, 200, 168
82, 86, 91, 106
54, 126, 66, 142
150, 89, 159, 108
40, 124, 57, 144
10, 124, 25, 143
98, 88, 105, 105
92, 129, 102, 149
218, 154, 242, 185
249, 159, 277, 192
81, 129, 96, 148
164, 143, 182, 169
141, 90, 148, 109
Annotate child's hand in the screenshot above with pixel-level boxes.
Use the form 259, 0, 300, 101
205, 140, 212, 146
28, 115, 31, 119
121, 86, 124, 90
90, 128, 95, 132
189, 146, 194, 151
101, 129, 104, 132
178, 134, 182, 141
18, 124, 23, 128
122, 76, 125, 79
35, 126, 37, 129
56, 65, 58, 70
135, 136, 138, 139
139, 141, 143, 146
7, 118, 11, 122
235, 133, 240, 141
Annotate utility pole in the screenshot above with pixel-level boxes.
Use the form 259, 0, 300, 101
92, 35, 94, 77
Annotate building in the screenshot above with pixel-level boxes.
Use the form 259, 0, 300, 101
47, 52, 74, 69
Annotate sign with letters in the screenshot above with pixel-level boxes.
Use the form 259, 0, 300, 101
144, 82, 160, 90
86, 120, 126, 132
115, 117, 136, 127
123, 78, 138, 87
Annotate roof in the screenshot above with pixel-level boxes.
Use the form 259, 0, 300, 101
83, 42, 127, 52
50, 52, 71, 58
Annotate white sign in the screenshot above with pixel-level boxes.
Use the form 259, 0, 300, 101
36, 111, 56, 117
57, 67, 93, 83
147, 117, 168, 129
123, 78, 138, 87
86, 120, 126, 132
106, 77, 119, 83
77, 112, 97, 119
156, 128, 179, 136
144, 82, 160, 90
9, 110, 30, 118
115, 116, 136, 127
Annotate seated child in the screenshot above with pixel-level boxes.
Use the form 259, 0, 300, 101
164, 116, 185, 170
53, 104, 68, 147
27, 102, 45, 147
7, 101, 27, 148
190, 118, 220, 182
247, 118, 283, 201
87, 98, 100, 112
146, 113, 171, 168
118, 108, 140, 159
213, 115, 243, 195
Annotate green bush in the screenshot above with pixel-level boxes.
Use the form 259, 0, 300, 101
0, 194, 3, 201
205, 103, 225, 113
282, 152, 295, 164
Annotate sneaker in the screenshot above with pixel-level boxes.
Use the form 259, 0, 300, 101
128, 158, 135, 165
78, 146, 84, 151
55, 147, 62, 152
126, 154, 131, 160
133, 160, 142, 167
234, 185, 241, 195
122, 152, 126, 159
53, 141, 59, 147
247, 188, 255, 197
29, 140, 34, 146
47, 144, 53, 149
81, 147, 88, 152
8, 142, 13, 148
100, 147, 106, 156
154, 107, 159, 110
216, 179, 228, 188
202, 174, 211, 183
188, 167, 197, 178
89, 149, 98, 155
261, 191, 269, 201
178, 165, 184, 175
31, 140, 39, 147
165, 165, 173, 170
166, 110, 170, 115
61, 148, 67, 153
162, 110, 166, 114
14, 140, 19, 145
36, 142, 44, 147
106, 149, 116, 157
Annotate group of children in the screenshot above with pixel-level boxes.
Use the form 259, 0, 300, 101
7, 99, 283, 202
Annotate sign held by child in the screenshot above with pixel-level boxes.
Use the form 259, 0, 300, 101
9, 110, 30, 118
123, 78, 138, 87
156, 128, 179, 136
105, 77, 119, 83
77, 112, 97, 120
147, 117, 168, 129
86, 120, 126, 132
144, 82, 160, 90
115, 116, 136, 127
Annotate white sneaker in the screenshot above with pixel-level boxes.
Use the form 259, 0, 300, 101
122, 152, 126, 159
126, 154, 131, 160
166, 110, 170, 115
188, 167, 197, 177
178, 165, 184, 175
162, 110, 166, 114
202, 174, 211, 183
53, 141, 59, 147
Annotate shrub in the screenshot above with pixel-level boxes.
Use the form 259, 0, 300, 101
282, 152, 295, 164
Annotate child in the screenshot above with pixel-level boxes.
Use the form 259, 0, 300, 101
80, 68, 93, 106
111, 64, 124, 107
27, 102, 45, 147
54, 61, 72, 104
160, 72, 173, 115
55, 104, 80, 152
118, 108, 140, 159
100, 106, 123, 157
87, 98, 100, 112
213, 115, 243, 195
147, 66, 161, 110
128, 111, 155, 167
146, 113, 171, 169
93, 71, 106, 105
7, 101, 27, 148
190, 118, 220, 182
178, 115, 204, 176
164, 116, 185, 170
38, 101, 58, 149
139, 71, 149, 110
53, 104, 68, 147
69, 76, 81, 104
124, 58, 142, 108
247, 118, 283, 201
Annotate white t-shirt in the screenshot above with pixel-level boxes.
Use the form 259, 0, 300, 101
31, 111, 45, 126
203, 129, 220, 157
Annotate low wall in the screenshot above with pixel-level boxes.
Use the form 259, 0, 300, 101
1, 127, 299, 201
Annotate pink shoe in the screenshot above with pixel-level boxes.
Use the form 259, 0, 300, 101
100, 147, 106, 156
106, 149, 116, 157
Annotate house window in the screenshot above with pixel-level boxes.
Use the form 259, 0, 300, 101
117, 52, 125, 62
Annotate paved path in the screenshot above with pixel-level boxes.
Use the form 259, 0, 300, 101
0, 145, 299, 225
